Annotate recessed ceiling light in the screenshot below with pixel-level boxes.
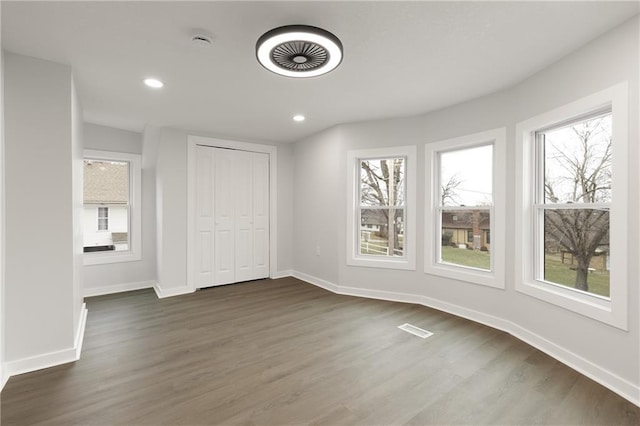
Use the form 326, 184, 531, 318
293, 115, 306, 122
144, 78, 164, 89
256, 25, 343, 78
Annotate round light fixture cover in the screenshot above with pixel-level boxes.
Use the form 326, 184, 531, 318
256, 25, 343, 78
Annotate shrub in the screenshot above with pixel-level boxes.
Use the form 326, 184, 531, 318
450, 242, 458, 248
480, 246, 488, 252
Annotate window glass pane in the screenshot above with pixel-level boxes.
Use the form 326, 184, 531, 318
440, 145, 493, 206
83, 160, 130, 252
360, 208, 404, 257
541, 114, 612, 204
360, 158, 405, 207
440, 209, 491, 270
543, 208, 610, 297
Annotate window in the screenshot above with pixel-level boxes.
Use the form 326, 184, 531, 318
425, 128, 506, 288
359, 157, 405, 257
97, 207, 109, 231
83, 150, 141, 265
536, 111, 612, 297
515, 83, 628, 329
347, 146, 416, 270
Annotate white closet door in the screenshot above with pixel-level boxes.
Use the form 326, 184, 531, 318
194, 145, 215, 288
213, 148, 235, 285
194, 146, 270, 288
252, 153, 270, 279
234, 150, 254, 282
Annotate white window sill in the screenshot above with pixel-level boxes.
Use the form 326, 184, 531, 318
425, 262, 504, 289
348, 256, 416, 271
515, 279, 625, 330
84, 250, 141, 266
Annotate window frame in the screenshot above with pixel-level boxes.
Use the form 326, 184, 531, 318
83, 149, 142, 266
424, 128, 506, 289
515, 83, 628, 330
347, 146, 416, 270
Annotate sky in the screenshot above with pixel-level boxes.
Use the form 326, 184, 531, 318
440, 144, 493, 206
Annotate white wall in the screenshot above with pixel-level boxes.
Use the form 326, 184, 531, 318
82, 123, 156, 296
152, 127, 294, 295
291, 16, 639, 403
84, 122, 141, 154
155, 128, 188, 293
4, 52, 84, 370
71, 78, 83, 340
0, 9, 5, 388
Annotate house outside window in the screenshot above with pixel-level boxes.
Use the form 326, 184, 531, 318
347, 146, 416, 270
83, 150, 141, 265
425, 128, 506, 289
515, 83, 628, 329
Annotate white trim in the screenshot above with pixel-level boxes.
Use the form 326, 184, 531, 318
271, 270, 294, 279
292, 271, 639, 407
1, 368, 8, 391
153, 283, 193, 299
83, 150, 142, 266
83, 280, 155, 297
515, 83, 628, 330
187, 136, 278, 292
4, 304, 87, 379
424, 128, 506, 289
292, 270, 340, 293
346, 145, 417, 270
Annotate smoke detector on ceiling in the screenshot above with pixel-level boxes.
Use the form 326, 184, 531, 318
191, 34, 213, 46
256, 25, 343, 78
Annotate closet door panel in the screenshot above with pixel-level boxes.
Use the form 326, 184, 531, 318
195, 146, 215, 288
235, 151, 254, 282
252, 153, 270, 279
214, 148, 235, 285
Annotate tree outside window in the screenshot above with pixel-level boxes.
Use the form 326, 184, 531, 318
359, 157, 405, 257
536, 112, 611, 297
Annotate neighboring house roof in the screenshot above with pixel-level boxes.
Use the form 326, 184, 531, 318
84, 160, 128, 204
441, 211, 490, 231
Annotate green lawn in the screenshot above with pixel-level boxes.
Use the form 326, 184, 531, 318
440, 246, 610, 298
544, 254, 610, 297
441, 246, 491, 270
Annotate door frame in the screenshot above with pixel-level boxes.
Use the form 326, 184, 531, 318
186, 136, 277, 292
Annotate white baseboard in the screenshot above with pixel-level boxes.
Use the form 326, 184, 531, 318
271, 270, 294, 279
83, 280, 155, 297
292, 271, 339, 292
153, 283, 193, 299
4, 303, 88, 381
0, 365, 8, 390
291, 270, 640, 407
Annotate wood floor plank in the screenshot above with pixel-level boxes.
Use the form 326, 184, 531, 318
2, 277, 638, 425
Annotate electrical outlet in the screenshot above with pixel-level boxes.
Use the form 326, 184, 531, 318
316, 245, 321, 256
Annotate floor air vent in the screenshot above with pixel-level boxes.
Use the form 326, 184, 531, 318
398, 323, 433, 339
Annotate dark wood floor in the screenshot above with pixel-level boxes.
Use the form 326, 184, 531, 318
2, 277, 638, 425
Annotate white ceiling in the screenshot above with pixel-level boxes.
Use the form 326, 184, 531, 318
2, 1, 638, 144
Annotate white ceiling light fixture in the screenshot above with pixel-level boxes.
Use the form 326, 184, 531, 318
144, 78, 164, 89
256, 25, 343, 78
293, 114, 305, 122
